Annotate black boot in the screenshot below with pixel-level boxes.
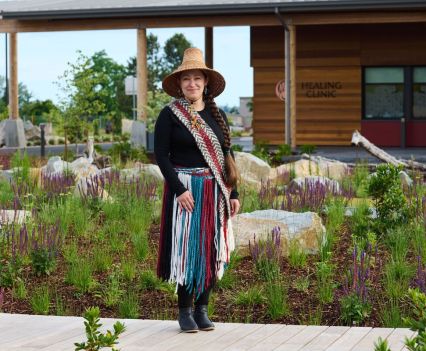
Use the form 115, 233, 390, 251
193, 305, 215, 331
178, 307, 198, 333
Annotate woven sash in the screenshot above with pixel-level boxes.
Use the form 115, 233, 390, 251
168, 98, 231, 218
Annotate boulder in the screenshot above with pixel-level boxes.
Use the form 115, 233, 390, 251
0, 210, 31, 225
23, 120, 41, 141
234, 152, 272, 189
273, 157, 348, 182
133, 162, 163, 182
69, 157, 99, 180
289, 176, 341, 193
74, 177, 110, 201
232, 209, 325, 256
41, 156, 70, 175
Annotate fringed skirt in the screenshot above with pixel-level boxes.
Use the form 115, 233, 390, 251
157, 167, 232, 297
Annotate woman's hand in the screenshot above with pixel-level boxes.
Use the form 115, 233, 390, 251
230, 199, 240, 217
176, 190, 195, 213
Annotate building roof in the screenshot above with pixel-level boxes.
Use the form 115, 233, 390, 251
1, 0, 426, 20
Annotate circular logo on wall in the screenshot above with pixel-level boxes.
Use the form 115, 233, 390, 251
275, 80, 286, 101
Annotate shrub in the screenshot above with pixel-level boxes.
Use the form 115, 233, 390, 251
368, 164, 413, 235
74, 306, 126, 351
340, 292, 371, 326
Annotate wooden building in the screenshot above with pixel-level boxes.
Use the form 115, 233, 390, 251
1, 0, 426, 147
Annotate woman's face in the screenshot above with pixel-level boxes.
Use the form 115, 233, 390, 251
179, 69, 208, 102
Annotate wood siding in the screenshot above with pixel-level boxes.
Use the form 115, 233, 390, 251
251, 23, 426, 146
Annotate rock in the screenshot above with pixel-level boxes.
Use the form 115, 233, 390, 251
273, 157, 348, 182
69, 157, 99, 180
344, 206, 378, 219
399, 171, 413, 188
235, 152, 272, 189
289, 176, 341, 193
0, 210, 31, 225
133, 162, 163, 182
23, 120, 41, 141
232, 209, 325, 256
74, 177, 110, 201
41, 156, 70, 175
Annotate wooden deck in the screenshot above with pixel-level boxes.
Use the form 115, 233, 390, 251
0, 313, 415, 351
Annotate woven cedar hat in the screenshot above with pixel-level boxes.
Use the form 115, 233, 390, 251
162, 47, 225, 98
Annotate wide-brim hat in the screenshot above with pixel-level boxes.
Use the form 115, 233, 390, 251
162, 47, 225, 98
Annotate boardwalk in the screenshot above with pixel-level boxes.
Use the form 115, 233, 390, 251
0, 313, 415, 351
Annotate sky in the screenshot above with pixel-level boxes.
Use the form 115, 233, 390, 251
0, 26, 253, 109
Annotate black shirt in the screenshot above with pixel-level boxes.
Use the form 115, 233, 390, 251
154, 105, 238, 199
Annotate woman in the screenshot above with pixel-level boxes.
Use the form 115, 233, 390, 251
154, 47, 240, 332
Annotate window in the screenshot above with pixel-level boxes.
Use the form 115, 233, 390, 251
364, 67, 404, 119
363, 66, 426, 120
413, 67, 426, 119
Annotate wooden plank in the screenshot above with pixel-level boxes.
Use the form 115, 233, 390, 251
386, 328, 417, 351
248, 325, 307, 351
0, 15, 279, 33
290, 11, 426, 25
137, 27, 148, 122
325, 327, 372, 351
222, 324, 286, 350
151, 322, 242, 351
200, 323, 264, 351
351, 328, 395, 351
9, 32, 19, 119
205, 27, 214, 68
299, 326, 350, 351
274, 326, 329, 351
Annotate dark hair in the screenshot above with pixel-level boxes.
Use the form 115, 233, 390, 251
204, 93, 239, 188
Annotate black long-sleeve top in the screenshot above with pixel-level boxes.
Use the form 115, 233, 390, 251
154, 105, 239, 199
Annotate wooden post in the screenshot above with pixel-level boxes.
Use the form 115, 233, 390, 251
205, 27, 213, 68
284, 27, 291, 146
9, 32, 19, 120
289, 24, 297, 149
137, 27, 148, 122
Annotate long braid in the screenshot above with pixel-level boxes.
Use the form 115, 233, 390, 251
205, 93, 239, 188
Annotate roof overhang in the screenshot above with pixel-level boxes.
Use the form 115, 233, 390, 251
2, 0, 426, 21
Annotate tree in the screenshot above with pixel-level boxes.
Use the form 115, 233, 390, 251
161, 33, 192, 79
21, 99, 59, 124
56, 51, 109, 142
127, 33, 164, 93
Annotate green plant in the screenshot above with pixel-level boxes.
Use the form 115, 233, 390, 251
74, 306, 126, 351
54, 291, 66, 316
118, 290, 140, 319
140, 270, 162, 291
265, 281, 289, 319
11, 150, 31, 186
100, 268, 124, 307
273, 144, 292, 163
403, 289, 426, 351
386, 226, 410, 263
350, 200, 375, 251
12, 278, 27, 300
252, 141, 270, 164
30, 285, 50, 315
300, 144, 316, 155
293, 276, 310, 293
66, 259, 95, 294
63, 241, 79, 264
368, 164, 413, 235
316, 261, 335, 304
288, 240, 307, 268
379, 299, 404, 328
340, 293, 371, 325
384, 259, 415, 299
92, 247, 113, 273
231, 144, 243, 152
30, 247, 57, 276
234, 286, 265, 306
121, 258, 137, 282
132, 232, 149, 261
374, 338, 392, 351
